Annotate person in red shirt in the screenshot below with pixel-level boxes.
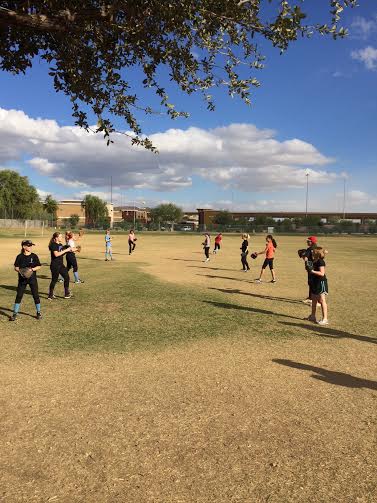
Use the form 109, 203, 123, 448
255, 235, 277, 283
213, 233, 222, 254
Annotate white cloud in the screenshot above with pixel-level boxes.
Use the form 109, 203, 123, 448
0, 107, 341, 194
351, 16, 377, 40
351, 46, 377, 70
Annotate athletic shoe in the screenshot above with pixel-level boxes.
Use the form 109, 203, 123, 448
244, 269, 248, 273
306, 315, 317, 322
10, 313, 17, 322
58, 278, 64, 283
302, 299, 312, 305
64, 293, 73, 299
317, 319, 329, 325
105, 259, 108, 261
271, 279, 277, 283
74, 280, 84, 284
36, 312, 42, 320
47, 295, 56, 301
255, 279, 262, 283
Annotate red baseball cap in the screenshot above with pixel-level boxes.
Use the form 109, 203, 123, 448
307, 236, 318, 244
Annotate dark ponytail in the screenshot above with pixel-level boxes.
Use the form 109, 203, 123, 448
267, 234, 277, 248
49, 231, 60, 247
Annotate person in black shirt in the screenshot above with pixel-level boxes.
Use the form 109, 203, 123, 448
11, 240, 42, 321
240, 233, 250, 272
305, 247, 329, 325
48, 232, 75, 300
300, 236, 319, 304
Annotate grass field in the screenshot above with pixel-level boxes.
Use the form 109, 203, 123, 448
1, 232, 376, 502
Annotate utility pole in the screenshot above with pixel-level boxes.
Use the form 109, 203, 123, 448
342, 177, 346, 219
110, 176, 113, 204
305, 172, 309, 219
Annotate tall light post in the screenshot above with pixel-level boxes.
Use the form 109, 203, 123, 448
342, 176, 346, 220
305, 171, 309, 219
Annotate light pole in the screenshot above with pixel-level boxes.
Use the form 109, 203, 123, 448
342, 176, 346, 220
305, 171, 309, 219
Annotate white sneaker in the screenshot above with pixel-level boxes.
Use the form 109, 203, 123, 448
255, 279, 262, 283
317, 319, 329, 325
302, 299, 312, 305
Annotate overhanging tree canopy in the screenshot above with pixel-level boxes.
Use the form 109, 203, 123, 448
0, 1, 356, 149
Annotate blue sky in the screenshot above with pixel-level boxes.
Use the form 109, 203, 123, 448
1, 2, 376, 212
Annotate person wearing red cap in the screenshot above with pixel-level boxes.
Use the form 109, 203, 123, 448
300, 236, 319, 304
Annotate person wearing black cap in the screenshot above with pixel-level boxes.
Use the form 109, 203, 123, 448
300, 236, 319, 304
48, 232, 74, 300
11, 240, 42, 321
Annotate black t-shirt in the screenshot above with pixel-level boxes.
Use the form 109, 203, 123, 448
14, 252, 41, 277
304, 244, 318, 261
241, 240, 249, 253
309, 258, 326, 285
49, 242, 64, 265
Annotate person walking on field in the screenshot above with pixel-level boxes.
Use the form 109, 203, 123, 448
240, 233, 250, 272
105, 229, 113, 261
128, 229, 137, 255
213, 233, 222, 254
202, 233, 211, 262
65, 231, 84, 283
10, 240, 42, 321
48, 232, 74, 300
305, 247, 329, 325
255, 234, 277, 283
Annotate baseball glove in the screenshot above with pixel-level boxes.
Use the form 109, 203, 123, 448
75, 245, 82, 253
19, 267, 34, 279
250, 252, 258, 259
305, 261, 314, 273
297, 249, 307, 258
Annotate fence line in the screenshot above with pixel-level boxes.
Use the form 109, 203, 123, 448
0, 219, 48, 229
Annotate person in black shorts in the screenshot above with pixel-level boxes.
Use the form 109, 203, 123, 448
65, 231, 84, 284
305, 247, 329, 325
240, 233, 250, 272
48, 232, 74, 300
10, 240, 42, 321
300, 236, 319, 304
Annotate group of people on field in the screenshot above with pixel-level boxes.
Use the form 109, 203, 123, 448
10, 228, 138, 322
201, 232, 328, 325
10, 228, 328, 326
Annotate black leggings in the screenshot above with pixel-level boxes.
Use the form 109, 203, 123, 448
129, 240, 136, 254
49, 262, 70, 296
241, 254, 250, 270
15, 276, 40, 305
66, 252, 78, 273
214, 243, 220, 251
204, 246, 210, 259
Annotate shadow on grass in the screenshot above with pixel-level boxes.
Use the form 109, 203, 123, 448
279, 321, 377, 345
208, 287, 302, 305
0, 306, 36, 319
188, 266, 240, 272
0, 284, 49, 299
203, 300, 303, 320
168, 258, 203, 262
273, 359, 377, 390
198, 274, 252, 283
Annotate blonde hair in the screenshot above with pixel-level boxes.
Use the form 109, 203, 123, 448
312, 247, 327, 260
242, 233, 250, 240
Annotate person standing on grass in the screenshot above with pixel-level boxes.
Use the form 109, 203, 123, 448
10, 240, 42, 321
255, 234, 277, 283
240, 233, 250, 272
48, 232, 74, 300
65, 231, 84, 284
202, 233, 211, 262
105, 229, 113, 261
300, 236, 319, 304
213, 233, 222, 254
305, 247, 329, 325
128, 229, 137, 255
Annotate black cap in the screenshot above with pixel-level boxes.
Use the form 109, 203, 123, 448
21, 240, 35, 247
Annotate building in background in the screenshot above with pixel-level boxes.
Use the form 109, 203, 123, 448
57, 200, 114, 227
118, 206, 151, 224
